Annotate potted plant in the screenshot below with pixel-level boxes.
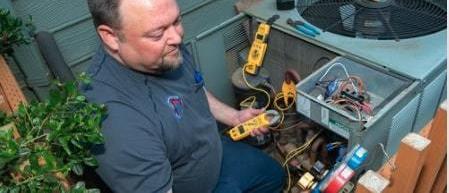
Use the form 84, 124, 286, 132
0, 74, 106, 192
0, 7, 106, 192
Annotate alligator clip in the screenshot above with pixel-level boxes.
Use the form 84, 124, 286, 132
286, 18, 321, 37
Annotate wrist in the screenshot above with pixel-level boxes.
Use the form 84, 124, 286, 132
230, 111, 241, 127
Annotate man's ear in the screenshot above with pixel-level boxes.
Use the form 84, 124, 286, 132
97, 25, 121, 52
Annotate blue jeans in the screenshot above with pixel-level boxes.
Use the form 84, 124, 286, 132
213, 137, 285, 193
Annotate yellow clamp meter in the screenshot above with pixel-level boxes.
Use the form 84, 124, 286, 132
244, 15, 280, 75
281, 69, 301, 106
282, 81, 296, 106
228, 110, 281, 141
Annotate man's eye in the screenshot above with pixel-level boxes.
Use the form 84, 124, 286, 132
147, 34, 163, 40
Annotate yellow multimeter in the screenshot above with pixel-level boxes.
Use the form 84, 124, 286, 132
228, 110, 281, 141
244, 15, 280, 75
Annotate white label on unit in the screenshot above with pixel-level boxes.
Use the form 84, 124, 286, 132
297, 96, 311, 117
329, 119, 350, 139
321, 107, 329, 126
340, 166, 354, 179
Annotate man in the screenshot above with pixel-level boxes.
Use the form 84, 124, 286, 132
84, 0, 285, 192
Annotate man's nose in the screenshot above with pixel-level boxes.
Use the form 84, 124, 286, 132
167, 25, 183, 45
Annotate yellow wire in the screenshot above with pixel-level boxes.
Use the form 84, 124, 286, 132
272, 120, 304, 132
242, 65, 271, 110
284, 132, 321, 164
286, 164, 292, 192
270, 84, 297, 131
239, 96, 257, 109
274, 92, 296, 111
281, 131, 322, 192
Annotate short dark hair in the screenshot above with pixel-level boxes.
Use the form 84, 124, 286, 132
87, 0, 122, 29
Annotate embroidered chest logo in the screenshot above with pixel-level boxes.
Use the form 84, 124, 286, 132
167, 96, 184, 120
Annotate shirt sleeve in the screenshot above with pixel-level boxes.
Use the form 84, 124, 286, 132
92, 101, 172, 193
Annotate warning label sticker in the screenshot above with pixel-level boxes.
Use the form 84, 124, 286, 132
329, 119, 350, 139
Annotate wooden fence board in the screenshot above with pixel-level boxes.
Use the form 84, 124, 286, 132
414, 107, 447, 193
430, 157, 446, 193
383, 133, 431, 193
0, 56, 27, 113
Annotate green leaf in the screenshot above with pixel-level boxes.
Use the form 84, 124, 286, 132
64, 82, 77, 97
87, 188, 101, 193
17, 104, 26, 118
29, 153, 41, 174
0, 187, 7, 193
72, 164, 83, 176
49, 88, 63, 107
9, 187, 20, 193
42, 152, 57, 170
83, 157, 98, 167
75, 95, 86, 102
70, 139, 82, 149
31, 118, 40, 125
58, 137, 72, 155
75, 181, 85, 188
78, 72, 91, 85
0, 112, 11, 126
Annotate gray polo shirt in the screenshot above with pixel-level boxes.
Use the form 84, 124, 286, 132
83, 46, 222, 193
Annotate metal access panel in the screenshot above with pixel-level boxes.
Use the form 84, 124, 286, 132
387, 94, 420, 155
440, 77, 447, 104
296, 56, 419, 169
191, 14, 250, 106
413, 69, 447, 132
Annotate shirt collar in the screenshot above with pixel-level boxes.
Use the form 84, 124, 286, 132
98, 46, 148, 84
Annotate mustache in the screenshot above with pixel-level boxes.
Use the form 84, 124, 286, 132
166, 46, 179, 54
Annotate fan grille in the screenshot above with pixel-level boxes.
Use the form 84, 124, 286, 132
297, 0, 447, 40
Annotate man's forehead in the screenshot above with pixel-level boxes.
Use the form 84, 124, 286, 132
118, 0, 156, 29
119, 0, 155, 14
119, 0, 178, 25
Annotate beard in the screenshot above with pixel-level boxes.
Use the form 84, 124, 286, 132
158, 50, 184, 73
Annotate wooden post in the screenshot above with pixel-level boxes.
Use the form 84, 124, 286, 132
355, 170, 389, 193
430, 157, 447, 193
384, 133, 430, 193
414, 104, 447, 193
0, 85, 12, 113
0, 55, 27, 112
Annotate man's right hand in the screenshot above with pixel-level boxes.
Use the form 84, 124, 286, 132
234, 108, 269, 137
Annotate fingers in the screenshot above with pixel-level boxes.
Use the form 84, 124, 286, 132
248, 107, 265, 115
250, 127, 269, 137
237, 108, 265, 123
